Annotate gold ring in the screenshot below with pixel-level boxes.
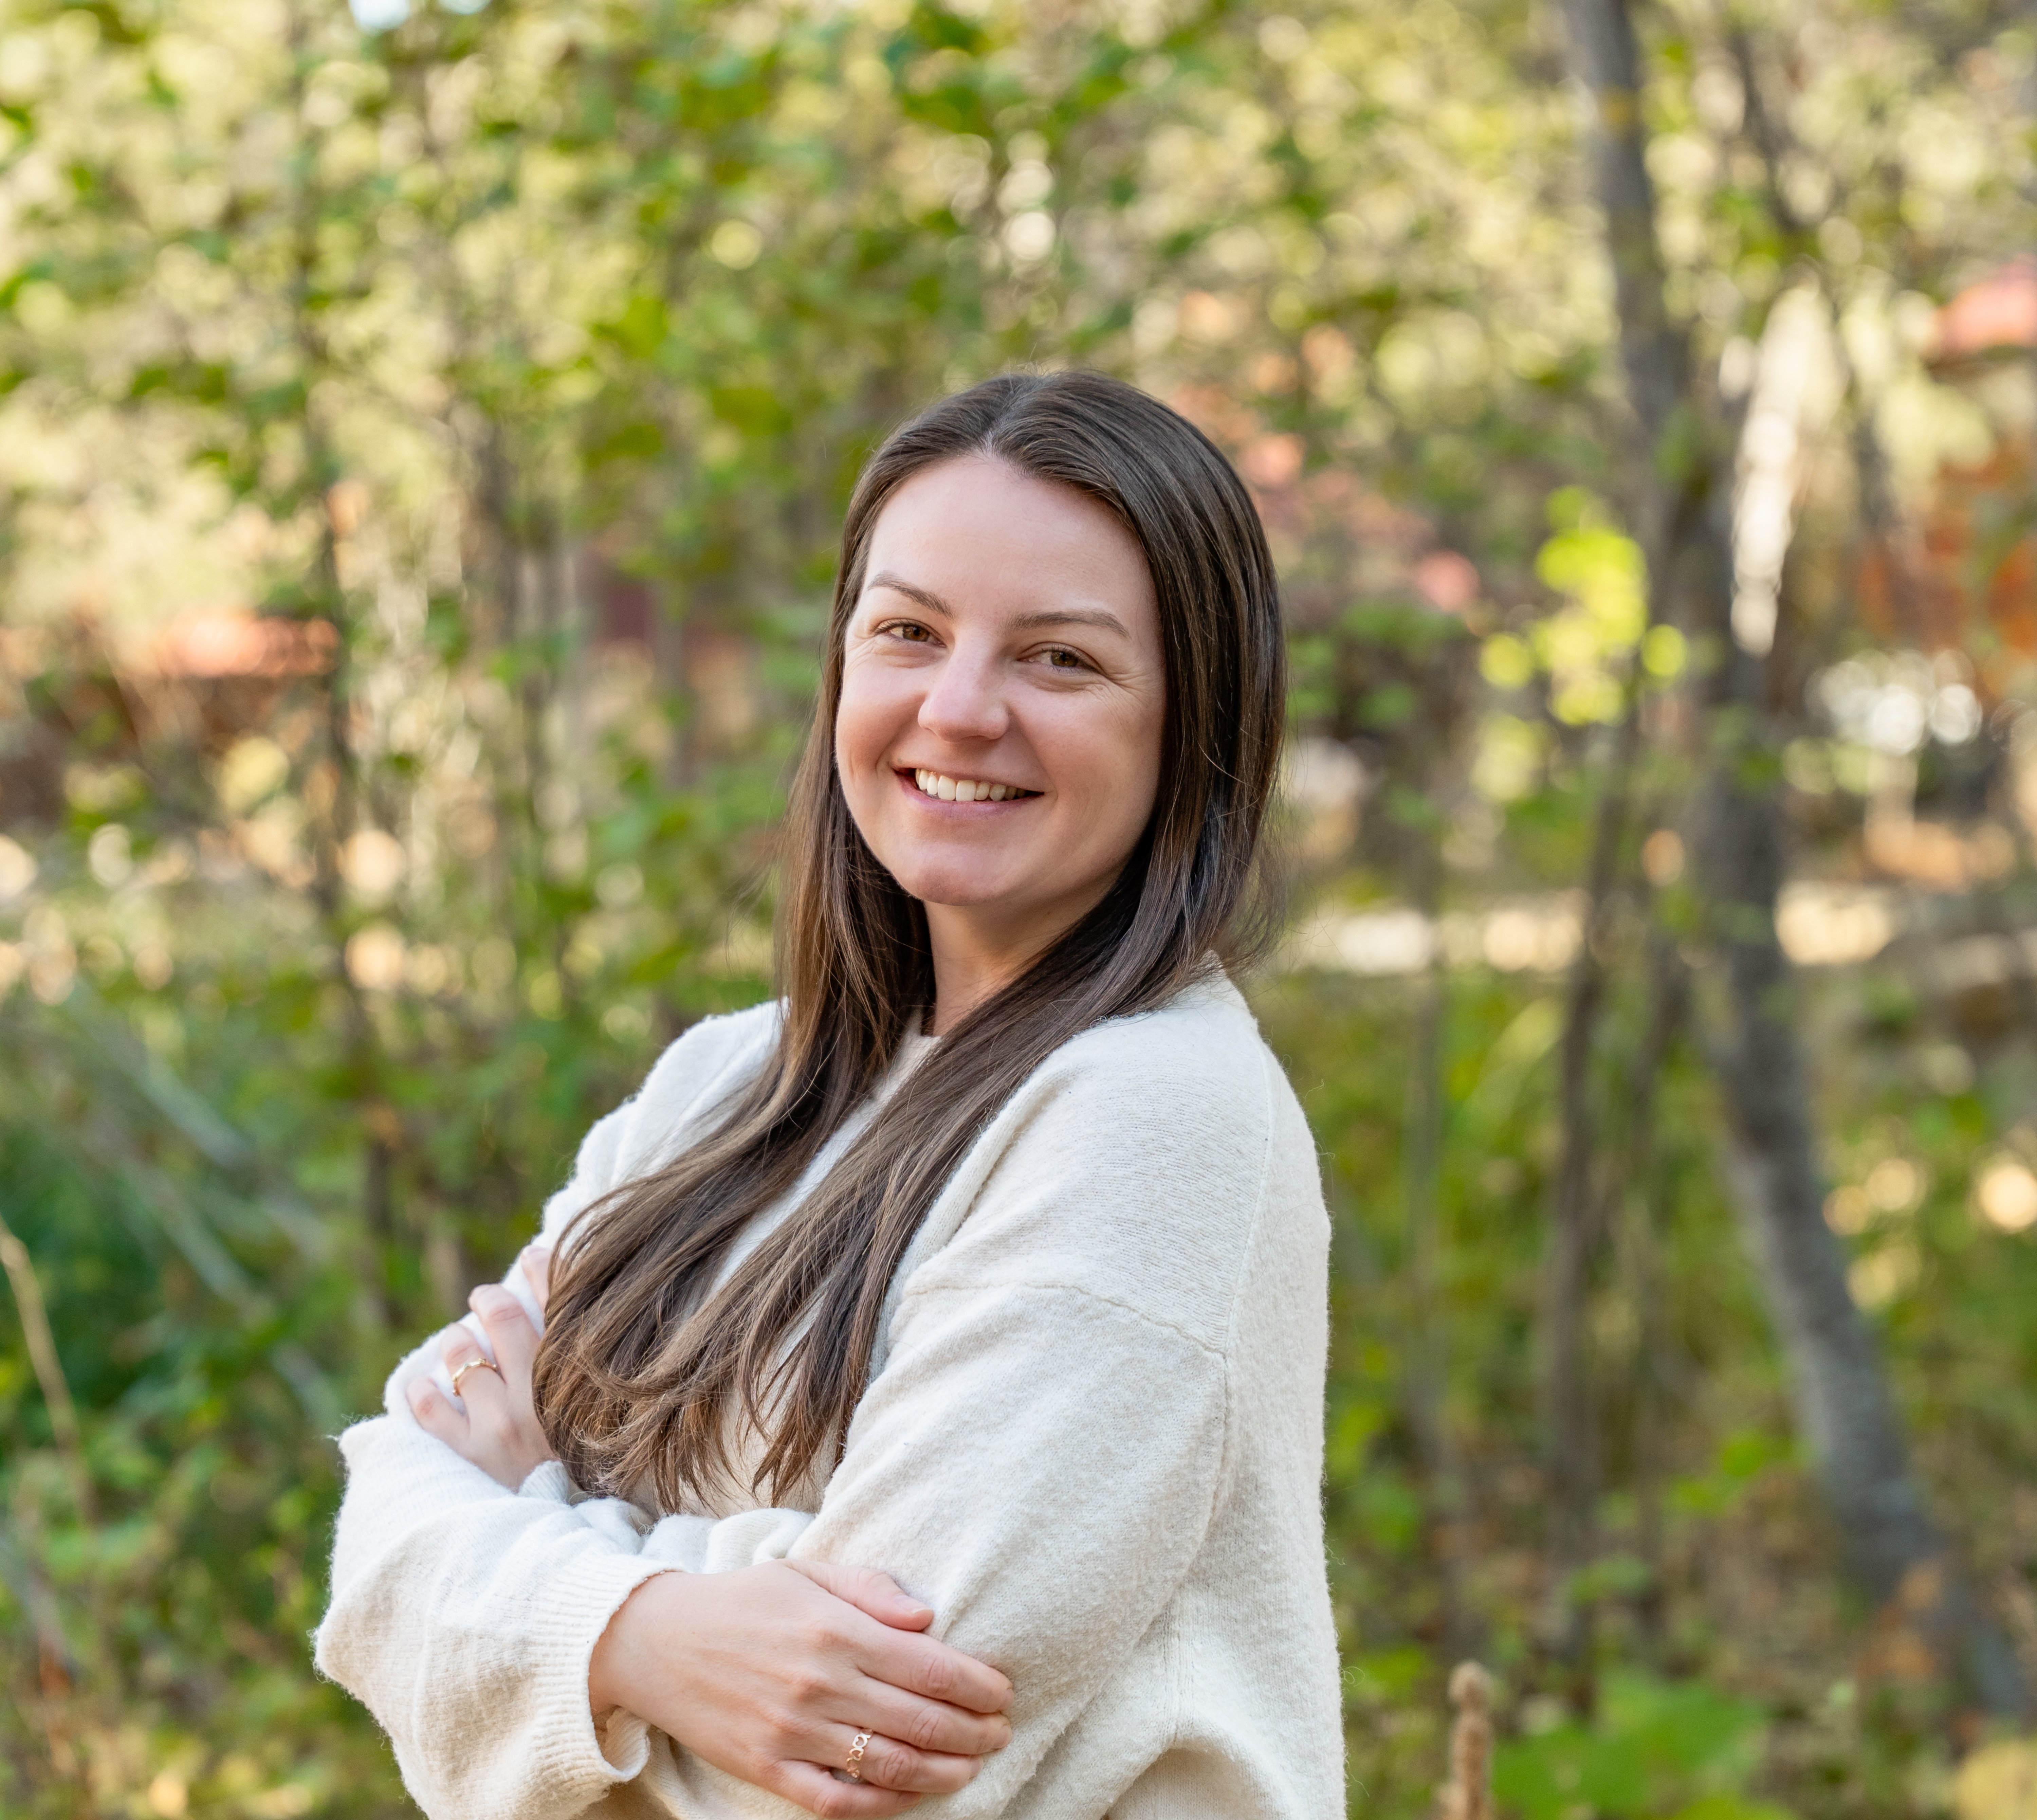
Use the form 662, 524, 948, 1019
450, 1358, 502, 1396
844, 1730, 873, 1782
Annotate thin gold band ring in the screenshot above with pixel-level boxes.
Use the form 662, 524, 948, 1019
449, 1358, 502, 1397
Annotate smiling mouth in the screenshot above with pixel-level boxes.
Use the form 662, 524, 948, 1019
907, 768, 1039, 804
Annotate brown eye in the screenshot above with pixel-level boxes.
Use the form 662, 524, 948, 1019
1045, 647, 1086, 670
887, 622, 934, 642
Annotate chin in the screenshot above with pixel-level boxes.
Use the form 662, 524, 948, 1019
889, 866, 1015, 909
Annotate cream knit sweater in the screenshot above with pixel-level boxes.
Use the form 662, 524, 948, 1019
314, 975, 1343, 1820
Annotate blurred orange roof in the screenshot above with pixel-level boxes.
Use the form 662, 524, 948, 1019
152, 612, 337, 678
1934, 257, 2037, 360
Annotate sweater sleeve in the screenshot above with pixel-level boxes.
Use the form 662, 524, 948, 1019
808, 1286, 1229, 1809
314, 1413, 674, 1820
313, 1007, 791, 1820
315, 1411, 820, 1820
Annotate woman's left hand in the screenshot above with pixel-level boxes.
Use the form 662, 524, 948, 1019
407, 1244, 557, 1489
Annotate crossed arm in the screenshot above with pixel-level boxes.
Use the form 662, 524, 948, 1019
405, 1246, 1011, 1817
321, 1062, 1241, 1820
320, 1256, 1228, 1820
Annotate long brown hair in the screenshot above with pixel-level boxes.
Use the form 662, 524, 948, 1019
533, 371, 1286, 1509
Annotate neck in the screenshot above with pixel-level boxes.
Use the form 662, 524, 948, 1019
922, 920, 1031, 1036
920, 900, 1077, 1035
919, 864, 1135, 1034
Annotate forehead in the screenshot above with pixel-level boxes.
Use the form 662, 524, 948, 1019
860, 455, 1156, 625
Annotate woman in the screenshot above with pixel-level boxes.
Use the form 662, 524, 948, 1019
316, 371, 1343, 1819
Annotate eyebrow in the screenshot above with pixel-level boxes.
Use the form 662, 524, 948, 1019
864, 571, 1133, 639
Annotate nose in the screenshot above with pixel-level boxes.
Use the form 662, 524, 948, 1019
917, 644, 1008, 745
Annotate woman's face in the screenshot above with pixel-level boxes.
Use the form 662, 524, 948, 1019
835, 454, 1166, 964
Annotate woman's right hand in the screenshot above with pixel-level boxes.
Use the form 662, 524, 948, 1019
589, 1557, 1013, 1817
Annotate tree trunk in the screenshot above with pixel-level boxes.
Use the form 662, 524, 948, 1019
1403, 828, 1472, 1660
1541, 709, 1642, 1699
1691, 740, 2026, 1714
1553, 0, 2029, 1718
1623, 932, 1688, 1657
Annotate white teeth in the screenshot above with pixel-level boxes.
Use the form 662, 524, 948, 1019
911, 770, 1029, 802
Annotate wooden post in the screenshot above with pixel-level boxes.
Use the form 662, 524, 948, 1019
1438, 1662, 1493, 1820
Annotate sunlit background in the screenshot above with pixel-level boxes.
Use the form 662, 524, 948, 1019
5, 0, 2037, 1815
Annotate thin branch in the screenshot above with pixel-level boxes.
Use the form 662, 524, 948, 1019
0, 1213, 94, 1526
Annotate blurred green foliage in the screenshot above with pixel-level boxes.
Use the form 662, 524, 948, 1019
3, 0, 2037, 1816
1494, 1669, 1775, 1820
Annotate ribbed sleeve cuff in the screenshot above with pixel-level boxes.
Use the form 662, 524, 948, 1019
598, 1709, 654, 1776
519, 1458, 574, 1503
526, 1544, 676, 1788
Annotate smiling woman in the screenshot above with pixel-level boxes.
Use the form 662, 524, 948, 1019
315, 372, 1343, 1820
839, 456, 1166, 1029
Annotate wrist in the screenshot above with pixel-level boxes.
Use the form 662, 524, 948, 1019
589, 1568, 686, 1719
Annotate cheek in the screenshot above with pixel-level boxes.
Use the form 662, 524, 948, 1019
1118, 729, 1166, 842
833, 664, 904, 779
1048, 696, 1165, 837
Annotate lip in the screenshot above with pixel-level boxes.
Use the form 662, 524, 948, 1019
893, 768, 1040, 810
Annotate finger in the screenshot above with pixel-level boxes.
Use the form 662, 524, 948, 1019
788, 1560, 932, 1632
854, 1622, 1013, 1717
847, 1678, 1013, 1761
820, 1725, 982, 1797
469, 1283, 539, 1382
406, 1374, 470, 1446
770, 1761, 919, 1818
520, 1243, 552, 1314
440, 1322, 484, 1369
439, 1324, 505, 1413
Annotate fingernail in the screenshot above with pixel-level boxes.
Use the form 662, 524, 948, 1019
524, 1242, 552, 1261
472, 1286, 512, 1315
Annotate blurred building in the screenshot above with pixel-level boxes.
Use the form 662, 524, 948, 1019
1859, 257, 2037, 669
